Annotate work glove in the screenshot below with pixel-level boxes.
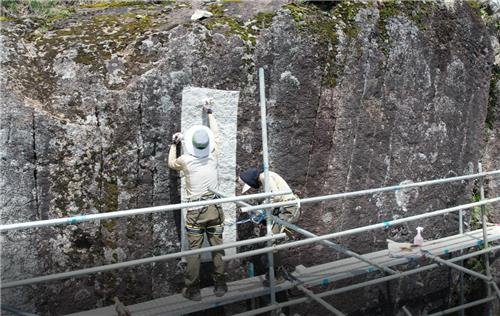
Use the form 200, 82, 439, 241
172, 132, 183, 144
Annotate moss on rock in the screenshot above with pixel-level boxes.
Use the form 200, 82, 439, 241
103, 178, 119, 212
80, 1, 150, 9
205, 5, 275, 46
376, 0, 436, 56
0, 15, 14, 22
254, 12, 274, 29
282, 2, 362, 87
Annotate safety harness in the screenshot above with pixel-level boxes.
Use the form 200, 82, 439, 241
185, 192, 224, 236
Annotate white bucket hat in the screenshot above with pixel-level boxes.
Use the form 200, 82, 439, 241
184, 125, 215, 158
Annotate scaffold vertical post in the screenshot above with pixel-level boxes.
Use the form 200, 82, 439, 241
259, 67, 276, 308
459, 189, 464, 316
478, 162, 492, 316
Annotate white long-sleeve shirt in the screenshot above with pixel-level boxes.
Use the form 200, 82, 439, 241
168, 114, 219, 199
258, 172, 295, 203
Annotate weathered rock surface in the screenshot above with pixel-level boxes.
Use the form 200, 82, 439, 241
0, 1, 497, 315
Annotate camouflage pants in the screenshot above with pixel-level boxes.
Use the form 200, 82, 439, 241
271, 204, 300, 235
269, 204, 300, 276
184, 203, 225, 289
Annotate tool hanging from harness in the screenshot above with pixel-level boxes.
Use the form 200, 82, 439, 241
229, 211, 266, 226
207, 224, 224, 235
231, 195, 301, 226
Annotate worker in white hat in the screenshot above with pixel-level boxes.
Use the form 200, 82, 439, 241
168, 101, 227, 301
238, 167, 301, 286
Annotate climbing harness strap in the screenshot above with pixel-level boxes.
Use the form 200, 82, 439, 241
207, 224, 224, 235
185, 224, 204, 236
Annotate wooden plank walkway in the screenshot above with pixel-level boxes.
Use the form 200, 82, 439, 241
67, 226, 500, 316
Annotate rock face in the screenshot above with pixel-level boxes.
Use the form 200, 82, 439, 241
0, 1, 497, 315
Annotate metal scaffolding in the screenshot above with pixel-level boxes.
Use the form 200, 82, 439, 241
2, 194, 495, 316
1, 68, 500, 316
1, 173, 499, 315
259, 67, 277, 308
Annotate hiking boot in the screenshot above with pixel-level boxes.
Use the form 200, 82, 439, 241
214, 283, 228, 297
263, 266, 287, 287
182, 287, 201, 301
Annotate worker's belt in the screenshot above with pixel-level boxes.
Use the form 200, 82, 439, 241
185, 223, 224, 235
190, 192, 219, 201
185, 225, 204, 235
186, 193, 220, 211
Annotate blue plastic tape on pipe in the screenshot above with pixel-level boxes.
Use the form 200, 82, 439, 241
383, 221, 391, 228
68, 215, 85, 225
322, 278, 330, 286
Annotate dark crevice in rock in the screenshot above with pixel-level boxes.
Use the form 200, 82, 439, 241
6, 115, 12, 144
95, 104, 104, 213
457, 95, 472, 169
31, 111, 40, 219
379, 64, 394, 188
339, 57, 371, 230
337, 133, 357, 234
303, 72, 324, 190
136, 93, 144, 203
151, 141, 157, 206
149, 141, 157, 295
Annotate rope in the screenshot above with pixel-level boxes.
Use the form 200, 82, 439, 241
226, 211, 266, 226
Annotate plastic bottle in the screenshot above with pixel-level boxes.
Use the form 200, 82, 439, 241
413, 226, 424, 246
247, 262, 255, 277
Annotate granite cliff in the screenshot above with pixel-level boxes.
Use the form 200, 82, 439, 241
1, 0, 498, 315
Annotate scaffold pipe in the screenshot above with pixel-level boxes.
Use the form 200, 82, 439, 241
423, 251, 491, 282
233, 245, 500, 316
427, 296, 497, 316
0, 191, 291, 232
297, 284, 345, 316
224, 197, 500, 261
259, 67, 277, 307
241, 170, 500, 213
210, 189, 397, 275
1, 233, 286, 288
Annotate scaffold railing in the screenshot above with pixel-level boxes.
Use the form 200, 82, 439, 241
1, 168, 499, 315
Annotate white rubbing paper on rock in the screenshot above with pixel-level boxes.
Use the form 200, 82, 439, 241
180, 87, 239, 260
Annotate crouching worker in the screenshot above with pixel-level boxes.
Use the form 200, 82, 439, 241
238, 167, 300, 286
168, 103, 227, 301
